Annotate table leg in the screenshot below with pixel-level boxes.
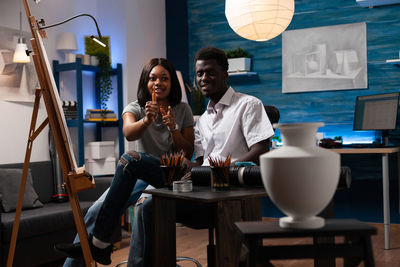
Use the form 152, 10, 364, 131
216, 200, 242, 267
362, 235, 375, 267
397, 152, 400, 215
241, 197, 263, 267
241, 197, 262, 221
382, 153, 390, 250
152, 196, 176, 267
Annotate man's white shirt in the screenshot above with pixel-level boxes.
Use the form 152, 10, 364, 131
194, 87, 274, 165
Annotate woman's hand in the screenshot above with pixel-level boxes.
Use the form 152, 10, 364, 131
144, 101, 159, 125
161, 106, 176, 131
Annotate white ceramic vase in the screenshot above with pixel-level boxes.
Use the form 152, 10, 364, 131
260, 122, 340, 229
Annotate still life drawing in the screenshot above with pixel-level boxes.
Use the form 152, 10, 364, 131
0, 26, 37, 102
282, 22, 367, 93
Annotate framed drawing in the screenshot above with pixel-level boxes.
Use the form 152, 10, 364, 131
0, 26, 37, 102
282, 22, 367, 93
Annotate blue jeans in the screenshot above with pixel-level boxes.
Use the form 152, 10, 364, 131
63, 151, 164, 267
127, 196, 153, 267
93, 151, 165, 241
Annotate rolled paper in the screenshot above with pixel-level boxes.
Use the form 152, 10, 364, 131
152, 88, 156, 102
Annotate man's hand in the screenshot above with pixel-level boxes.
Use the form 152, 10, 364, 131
180, 172, 191, 181
181, 157, 194, 173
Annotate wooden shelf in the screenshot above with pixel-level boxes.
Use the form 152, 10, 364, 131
228, 71, 258, 77
227, 71, 259, 84
386, 58, 400, 67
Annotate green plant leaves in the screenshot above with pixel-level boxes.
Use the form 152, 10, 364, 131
96, 54, 113, 115
225, 47, 252, 58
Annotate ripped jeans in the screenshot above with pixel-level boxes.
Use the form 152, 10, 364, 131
92, 151, 165, 242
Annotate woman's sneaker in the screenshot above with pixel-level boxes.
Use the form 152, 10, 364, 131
54, 234, 113, 265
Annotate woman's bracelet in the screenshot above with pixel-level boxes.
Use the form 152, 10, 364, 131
142, 118, 150, 127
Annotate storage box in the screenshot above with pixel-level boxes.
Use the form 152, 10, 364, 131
228, 57, 251, 73
86, 141, 114, 159
86, 157, 116, 176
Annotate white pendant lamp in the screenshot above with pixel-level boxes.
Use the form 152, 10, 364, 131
13, 41, 30, 63
225, 0, 295, 42
13, 6, 30, 63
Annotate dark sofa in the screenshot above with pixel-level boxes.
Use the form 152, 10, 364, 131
0, 161, 112, 267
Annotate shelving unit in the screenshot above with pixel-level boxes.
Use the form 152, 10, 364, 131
53, 58, 124, 166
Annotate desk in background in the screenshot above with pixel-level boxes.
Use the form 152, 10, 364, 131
144, 186, 267, 267
329, 147, 400, 249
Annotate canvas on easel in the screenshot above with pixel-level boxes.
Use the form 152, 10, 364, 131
7, 1, 96, 266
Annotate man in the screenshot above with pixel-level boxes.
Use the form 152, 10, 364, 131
128, 46, 274, 266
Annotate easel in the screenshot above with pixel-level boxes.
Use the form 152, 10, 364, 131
7, 1, 96, 266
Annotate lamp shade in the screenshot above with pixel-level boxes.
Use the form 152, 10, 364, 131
225, 0, 295, 42
56, 32, 78, 51
13, 41, 30, 63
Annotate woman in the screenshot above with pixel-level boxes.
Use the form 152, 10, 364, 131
122, 57, 194, 159
60, 58, 194, 266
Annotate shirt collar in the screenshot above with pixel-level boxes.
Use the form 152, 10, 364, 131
206, 87, 235, 112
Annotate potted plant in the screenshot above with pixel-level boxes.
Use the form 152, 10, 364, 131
85, 36, 112, 117
225, 47, 252, 73
186, 79, 206, 116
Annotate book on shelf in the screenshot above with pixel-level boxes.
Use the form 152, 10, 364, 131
85, 113, 117, 119
85, 109, 117, 121
86, 109, 114, 114
85, 118, 118, 122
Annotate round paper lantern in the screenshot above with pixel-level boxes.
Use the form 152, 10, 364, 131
225, 0, 295, 42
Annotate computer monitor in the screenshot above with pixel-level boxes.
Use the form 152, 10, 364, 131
353, 92, 399, 145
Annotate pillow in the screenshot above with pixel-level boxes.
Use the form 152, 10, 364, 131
0, 168, 44, 212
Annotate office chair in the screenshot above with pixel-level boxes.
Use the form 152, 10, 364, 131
116, 257, 201, 267
264, 105, 280, 126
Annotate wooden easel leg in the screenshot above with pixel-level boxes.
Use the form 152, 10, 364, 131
7, 89, 44, 267
65, 178, 96, 267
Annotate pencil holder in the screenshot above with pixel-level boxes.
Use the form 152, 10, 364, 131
160, 165, 184, 189
210, 166, 230, 191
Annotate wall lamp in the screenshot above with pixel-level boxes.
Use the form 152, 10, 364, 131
37, 13, 107, 47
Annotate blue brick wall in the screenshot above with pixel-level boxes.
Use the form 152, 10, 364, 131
165, 0, 400, 221
186, 0, 400, 145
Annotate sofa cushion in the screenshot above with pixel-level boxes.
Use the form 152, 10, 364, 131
1, 201, 92, 242
0, 161, 55, 204
0, 168, 43, 212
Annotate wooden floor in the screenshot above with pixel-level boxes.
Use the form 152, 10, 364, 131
101, 219, 400, 267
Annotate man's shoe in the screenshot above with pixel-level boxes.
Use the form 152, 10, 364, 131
54, 234, 113, 265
